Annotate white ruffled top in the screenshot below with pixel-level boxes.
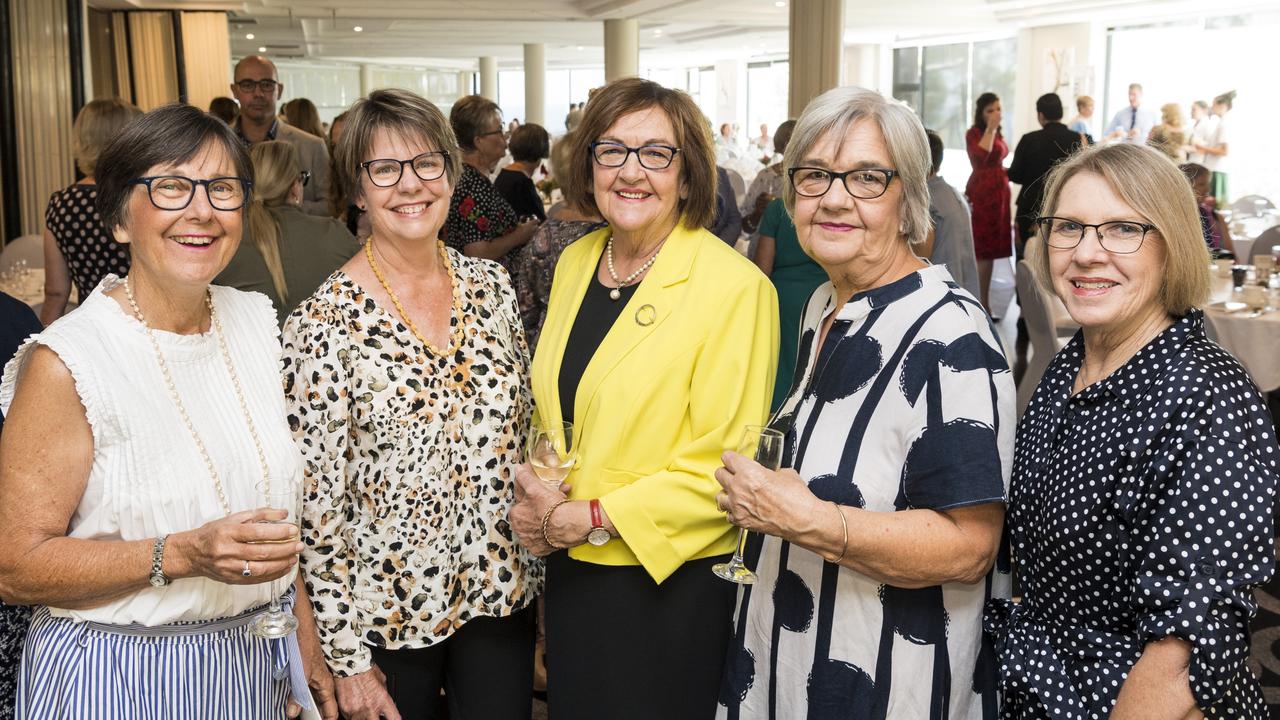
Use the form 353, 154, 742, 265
0, 275, 302, 626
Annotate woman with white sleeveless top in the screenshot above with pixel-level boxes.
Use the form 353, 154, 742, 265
0, 104, 336, 720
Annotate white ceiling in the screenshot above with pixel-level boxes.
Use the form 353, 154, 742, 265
90, 0, 1277, 70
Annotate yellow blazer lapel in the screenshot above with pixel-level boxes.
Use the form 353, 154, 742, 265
531, 228, 609, 429
571, 224, 700, 431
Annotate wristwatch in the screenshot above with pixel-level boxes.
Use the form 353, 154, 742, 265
149, 534, 170, 588
587, 500, 611, 547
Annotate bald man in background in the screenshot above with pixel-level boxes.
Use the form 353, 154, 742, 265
230, 54, 331, 216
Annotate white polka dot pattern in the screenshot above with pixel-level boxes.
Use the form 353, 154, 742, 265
45, 184, 130, 299
989, 310, 1278, 718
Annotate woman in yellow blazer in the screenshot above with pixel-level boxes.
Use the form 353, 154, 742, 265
510, 77, 778, 720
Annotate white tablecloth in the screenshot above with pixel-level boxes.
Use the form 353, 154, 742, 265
1203, 275, 1280, 392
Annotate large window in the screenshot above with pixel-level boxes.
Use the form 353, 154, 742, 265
893, 37, 1017, 186
1107, 10, 1280, 204
746, 61, 789, 141
498, 68, 604, 134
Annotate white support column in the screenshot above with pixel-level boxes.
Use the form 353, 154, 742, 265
603, 18, 638, 82
457, 70, 473, 99
479, 56, 498, 101
359, 64, 374, 96
523, 43, 546, 125
787, 0, 843, 117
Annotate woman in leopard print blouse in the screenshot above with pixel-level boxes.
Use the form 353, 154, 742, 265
282, 89, 542, 720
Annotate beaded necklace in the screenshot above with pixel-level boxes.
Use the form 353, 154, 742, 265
124, 276, 271, 514
365, 238, 464, 356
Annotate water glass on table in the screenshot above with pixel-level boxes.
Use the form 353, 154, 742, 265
528, 421, 576, 489
249, 477, 302, 639
713, 425, 785, 584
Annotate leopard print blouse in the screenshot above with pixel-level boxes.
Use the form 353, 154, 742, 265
281, 249, 542, 677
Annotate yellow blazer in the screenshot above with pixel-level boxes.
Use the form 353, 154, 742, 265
531, 223, 779, 583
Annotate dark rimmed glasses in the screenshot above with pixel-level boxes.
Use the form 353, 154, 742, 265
359, 151, 450, 187
788, 167, 898, 199
235, 78, 279, 95
129, 176, 252, 211
590, 141, 681, 170
1034, 217, 1156, 254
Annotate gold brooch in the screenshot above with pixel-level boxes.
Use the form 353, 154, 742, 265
635, 304, 656, 326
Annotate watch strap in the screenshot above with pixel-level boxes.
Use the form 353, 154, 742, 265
150, 534, 169, 585
589, 499, 603, 529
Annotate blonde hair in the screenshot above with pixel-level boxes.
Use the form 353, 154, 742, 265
783, 85, 932, 246
1031, 143, 1209, 315
1159, 103, 1183, 128
246, 141, 299, 302
74, 98, 142, 177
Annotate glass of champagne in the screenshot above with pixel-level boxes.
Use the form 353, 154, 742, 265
713, 425, 785, 584
249, 476, 301, 639
528, 421, 576, 489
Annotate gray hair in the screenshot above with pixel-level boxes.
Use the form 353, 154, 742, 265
782, 86, 932, 246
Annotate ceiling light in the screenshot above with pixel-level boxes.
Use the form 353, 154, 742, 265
258, 46, 267, 52
353, 26, 363, 32
576, 45, 584, 51
653, 28, 662, 35
775, 1, 786, 6
245, 33, 255, 40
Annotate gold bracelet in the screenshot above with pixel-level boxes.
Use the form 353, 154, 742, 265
827, 502, 848, 564
541, 499, 572, 550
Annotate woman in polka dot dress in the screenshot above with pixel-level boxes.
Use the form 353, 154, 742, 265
989, 142, 1278, 718
40, 98, 139, 325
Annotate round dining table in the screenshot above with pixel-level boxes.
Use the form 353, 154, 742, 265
1203, 273, 1280, 393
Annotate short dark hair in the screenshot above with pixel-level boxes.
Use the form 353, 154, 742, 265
208, 96, 238, 125
1036, 93, 1064, 122
95, 103, 252, 233
562, 77, 717, 230
925, 129, 944, 175
508, 123, 550, 163
773, 119, 797, 154
450, 95, 502, 150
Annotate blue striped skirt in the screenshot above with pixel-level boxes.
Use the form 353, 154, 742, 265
16, 604, 297, 720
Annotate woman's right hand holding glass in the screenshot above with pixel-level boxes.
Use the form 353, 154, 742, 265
165, 508, 304, 585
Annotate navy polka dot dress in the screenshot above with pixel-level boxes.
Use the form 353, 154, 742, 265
989, 311, 1278, 718
45, 184, 130, 299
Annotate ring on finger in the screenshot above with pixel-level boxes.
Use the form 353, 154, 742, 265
242, 560, 252, 578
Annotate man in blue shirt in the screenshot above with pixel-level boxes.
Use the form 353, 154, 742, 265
1104, 83, 1156, 144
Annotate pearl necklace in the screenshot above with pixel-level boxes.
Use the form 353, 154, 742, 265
605, 237, 663, 301
124, 277, 271, 515
365, 238, 464, 357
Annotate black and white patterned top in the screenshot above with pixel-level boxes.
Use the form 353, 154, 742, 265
44, 184, 129, 299
443, 165, 518, 259
281, 250, 543, 677
720, 265, 1016, 719
989, 311, 1277, 718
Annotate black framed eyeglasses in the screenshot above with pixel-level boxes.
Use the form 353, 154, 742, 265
235, 78, 279, 95
590, 141, 681, 170
359, 151, 450, 187
299, 170, 312, 187
1034, 217, 1156, 254
788, 167, 898, 199
129, 176, 253, 211
477, 129, 508, 141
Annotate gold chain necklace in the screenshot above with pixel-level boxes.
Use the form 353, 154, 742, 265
365, 238, 464, 357
123, 276, 272, 514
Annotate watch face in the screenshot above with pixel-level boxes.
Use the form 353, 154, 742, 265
587, 528, 610, 547
149, 575, 167, 588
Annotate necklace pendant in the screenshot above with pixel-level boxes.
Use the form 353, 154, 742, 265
609, 287, 622, 301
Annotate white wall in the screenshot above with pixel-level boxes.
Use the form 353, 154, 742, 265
842, 43, 892, 94
1013, 22, 1104, 144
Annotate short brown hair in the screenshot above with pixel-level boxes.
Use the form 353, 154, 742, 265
562, 77, 716, 230
75, 98, 142, 177
508, 123, 550, 163
449, 95, 501, 150
1031, 142, 1209, 316
333, 88, 461, 203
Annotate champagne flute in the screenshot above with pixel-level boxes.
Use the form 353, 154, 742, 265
249, 476, 301, 639
713, 425, 785, 584
528, 421, 576, 489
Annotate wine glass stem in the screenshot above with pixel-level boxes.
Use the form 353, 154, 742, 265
268, 596, 282, 614
731, 527, 749, 564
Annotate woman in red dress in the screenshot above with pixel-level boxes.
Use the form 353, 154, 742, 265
965, 92, 1012, 313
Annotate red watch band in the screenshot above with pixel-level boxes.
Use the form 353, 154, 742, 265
590, 499, 604, 528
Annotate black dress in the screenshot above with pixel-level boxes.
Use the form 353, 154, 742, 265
45, 184, 130, 298
494, 168, 547, 222
989, 311, 1277, 718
